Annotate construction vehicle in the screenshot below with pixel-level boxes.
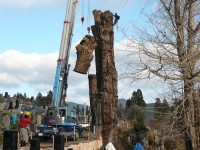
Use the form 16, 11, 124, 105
35, 0, 83, 140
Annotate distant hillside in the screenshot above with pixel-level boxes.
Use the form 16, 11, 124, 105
118, 99, 126, 107
67, 99, 127, 109
67, 101, 155, 120
67, 102, 89, 109
146, 103, 155, 108
145, 103, 155, 120
117, 100, 155, 120
117, 99, 155, 108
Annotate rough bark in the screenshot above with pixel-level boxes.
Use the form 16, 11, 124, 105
91, 10, 118, 147
74, 35, 97, 74
88, 74, 103, 138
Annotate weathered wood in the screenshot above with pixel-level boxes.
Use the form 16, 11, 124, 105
92, 9, 118, 147
88, 74, 97, 126
88, 74, 103, 139
74, 35, 97, 74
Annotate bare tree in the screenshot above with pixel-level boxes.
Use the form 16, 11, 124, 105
121, 0, 200, 149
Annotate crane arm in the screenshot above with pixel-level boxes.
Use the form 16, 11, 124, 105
52, 0, 78, 107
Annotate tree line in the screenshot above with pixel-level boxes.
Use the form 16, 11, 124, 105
0, 91, 53, 108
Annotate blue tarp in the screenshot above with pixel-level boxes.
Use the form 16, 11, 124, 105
133, 143, 144, 150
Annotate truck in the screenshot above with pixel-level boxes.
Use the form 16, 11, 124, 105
35, 0, 83, 140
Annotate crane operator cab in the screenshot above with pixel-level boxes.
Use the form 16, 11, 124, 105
35, 107, 83, 140
43, 107, 79, 126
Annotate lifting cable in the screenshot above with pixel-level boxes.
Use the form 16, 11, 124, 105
81, 0, 91, 34
87, 0, 91, 34
81, 0, 84, 36
87, 0, 91, 75
81, 0, 85, 24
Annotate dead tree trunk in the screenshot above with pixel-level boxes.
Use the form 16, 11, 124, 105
88, 74, 97, 126
88, 74, 104, 139
74, 35, 97, 74
91, 9, 118, 147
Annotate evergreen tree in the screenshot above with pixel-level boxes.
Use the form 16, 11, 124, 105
127, 105, 145, 124
117, 103, 125, 120
162, 99, 170, 115
131, 91, 138, 105
23, 93, 27, 98
154, 98, 170, 121
126, 89, 146, 124
154, 98, 162, 121
46, 90, 53, 107
135, 89, 146, 107
36, 92, 43, 106
36, 92, 42, 99
126, 98, 131, 110
129, 89, 146, 108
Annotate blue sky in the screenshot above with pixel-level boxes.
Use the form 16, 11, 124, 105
0, 0, 160, 105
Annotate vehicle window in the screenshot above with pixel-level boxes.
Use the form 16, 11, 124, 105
59, 109, 66, 117
70, 111, 76, 118
49, 111, 53, 116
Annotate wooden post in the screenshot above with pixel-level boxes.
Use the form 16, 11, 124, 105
91, 9, 118, 147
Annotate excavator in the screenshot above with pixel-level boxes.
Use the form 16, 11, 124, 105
35, 0, 83, 140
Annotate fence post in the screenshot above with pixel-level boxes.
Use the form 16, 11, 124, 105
30, 136, 40, 150
3, 130, 18, 150
73, 126, 75, 144
54, 135, 65, 150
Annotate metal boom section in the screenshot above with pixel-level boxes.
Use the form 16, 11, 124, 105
52, 0, 78, 107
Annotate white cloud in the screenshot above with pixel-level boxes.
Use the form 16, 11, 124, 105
0, 49, 95, 105
0, 37, 169, 105
0, 73, 21, 87
0, 49, 57, 89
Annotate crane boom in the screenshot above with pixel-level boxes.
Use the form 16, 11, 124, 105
52, 0, 78, 107
35, 0, 83, 140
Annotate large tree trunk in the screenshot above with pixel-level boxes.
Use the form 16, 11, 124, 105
88, 74, 97, 127
184, 79, 195, 150
88, 74, 103, 139
91, 10, 118, 147
174, 1, 200, 149
184, 79, 200, 150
